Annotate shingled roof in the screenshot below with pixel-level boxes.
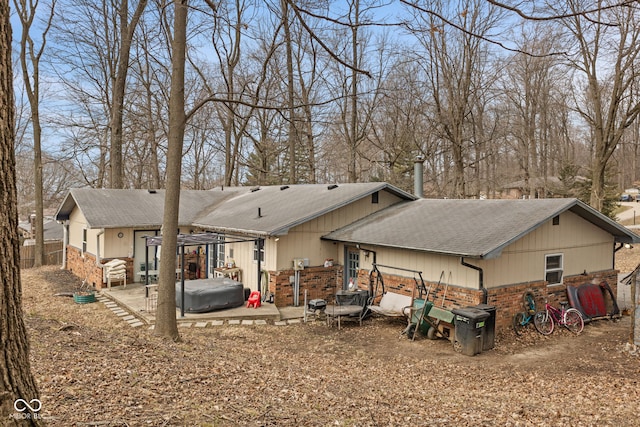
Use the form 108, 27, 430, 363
322, 198, 640, 259
55, 188, 240, 228
192, 183, 416, 236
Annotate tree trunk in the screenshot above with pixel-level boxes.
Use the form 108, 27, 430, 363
0, 2, 41, 423
109, 0, 148, 189
14, 0, 53, 268
154, 0, 187, 341
282, 0, 297, 184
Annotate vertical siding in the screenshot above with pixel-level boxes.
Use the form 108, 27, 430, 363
103, 229, 133, 258
275, 191, 404, 270
357, 245, 480, 289
481, 211, 614, 288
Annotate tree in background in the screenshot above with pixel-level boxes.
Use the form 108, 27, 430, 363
109, 0, 148, 189
0, 1, 42, 423
13, 0, 56, 267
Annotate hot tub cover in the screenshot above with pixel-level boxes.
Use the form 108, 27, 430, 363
175, 277, 245, 313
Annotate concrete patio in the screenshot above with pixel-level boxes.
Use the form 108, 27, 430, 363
101, 283, 305, 325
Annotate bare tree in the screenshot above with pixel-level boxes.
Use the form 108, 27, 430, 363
154, 0, 187, 341
13, 0, 56, 267
409, 0, 502, 198
109, 0, 148, 189
0, 1, 41, 423
560, 0, 640, 210
500, 24, 565, 198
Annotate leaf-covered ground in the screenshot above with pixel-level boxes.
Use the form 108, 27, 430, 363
20, 266, 639, 426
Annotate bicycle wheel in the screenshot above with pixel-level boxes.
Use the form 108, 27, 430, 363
563, 308, 584, 334
534, 310, 554, 335
513, 312, 527, 336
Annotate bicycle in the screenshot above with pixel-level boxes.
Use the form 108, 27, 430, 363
512, 290, 537, 336
533, 300, 584, 335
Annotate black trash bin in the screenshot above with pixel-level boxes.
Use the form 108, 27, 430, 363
473, 303, 496, 351
452, 307, 490, 356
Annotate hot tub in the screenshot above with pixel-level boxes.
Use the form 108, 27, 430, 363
175, 277, 245, 313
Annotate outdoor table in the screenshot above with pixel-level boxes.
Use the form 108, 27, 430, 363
325, 304, 363, 330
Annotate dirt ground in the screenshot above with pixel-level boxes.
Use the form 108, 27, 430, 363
18, 260, 640, 426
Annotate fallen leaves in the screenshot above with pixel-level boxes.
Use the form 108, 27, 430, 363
18, 266, 640, 426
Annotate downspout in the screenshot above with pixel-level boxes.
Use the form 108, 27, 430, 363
461, 257, 487, 304
60, 220, 69, 269
96, 229, 107, 283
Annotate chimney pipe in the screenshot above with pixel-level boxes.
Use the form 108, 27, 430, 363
414, 156, 424, 198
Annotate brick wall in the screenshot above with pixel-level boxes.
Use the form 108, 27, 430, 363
272, 265, 344, 306
363, 268, 619, 332
66, 245, 133, 290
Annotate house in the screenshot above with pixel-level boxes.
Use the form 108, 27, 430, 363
323, 198, 639, 329
55, 184, 638, 331
18, 215, 64, 244
54, 184, 415, 296
54, 188, 242, 286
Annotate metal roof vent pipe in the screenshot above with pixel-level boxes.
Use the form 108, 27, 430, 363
414, 155, 425, 198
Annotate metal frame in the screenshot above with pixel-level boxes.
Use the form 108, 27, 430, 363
143, 232, 265, 317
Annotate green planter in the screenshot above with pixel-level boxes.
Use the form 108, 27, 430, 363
73, 292, 96, 304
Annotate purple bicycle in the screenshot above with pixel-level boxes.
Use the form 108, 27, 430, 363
533, 300, 584, 335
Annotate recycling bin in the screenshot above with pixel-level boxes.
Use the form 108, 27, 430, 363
452, 307, 490, 356
473, 303, 496, 351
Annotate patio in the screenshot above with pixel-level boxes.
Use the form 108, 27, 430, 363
101, 283, 305, 325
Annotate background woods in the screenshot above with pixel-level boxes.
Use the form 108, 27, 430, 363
11, 0, 640, 213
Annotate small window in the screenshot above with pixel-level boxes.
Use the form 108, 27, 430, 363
371, 191, 379, 204
545, 254, 563, 285
82, 229, 87, 254
552, 215, 560, 225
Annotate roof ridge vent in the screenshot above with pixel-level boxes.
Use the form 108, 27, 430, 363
327, 184, 339, 190
250, 186, 260, 192
280, 185, 290, 190
148, 189, 157, 194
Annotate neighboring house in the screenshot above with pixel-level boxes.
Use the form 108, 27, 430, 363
19, 215, 64, 244
18, 215, 65, 268
55, 184, 638, 331
500, 176, 567, 199
323, 198, 638, 329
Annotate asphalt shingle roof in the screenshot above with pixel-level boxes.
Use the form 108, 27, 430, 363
55, 188, 239, 228
322, 198, 639, 259
192, 183, 415, 235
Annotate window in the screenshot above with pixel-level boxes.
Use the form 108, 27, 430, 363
545, 254, 563, 285
371, 191, 379, 204
82, 228, 87, 254
552, 215, 560, 225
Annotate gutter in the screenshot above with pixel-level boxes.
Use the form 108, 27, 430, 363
461, 257, 487, 304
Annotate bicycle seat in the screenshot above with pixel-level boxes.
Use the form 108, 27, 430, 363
559, 301, 569, 308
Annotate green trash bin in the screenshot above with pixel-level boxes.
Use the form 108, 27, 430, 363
411, 298, 433, 335
473, 304, 496, 351
452, 307, 490, 356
